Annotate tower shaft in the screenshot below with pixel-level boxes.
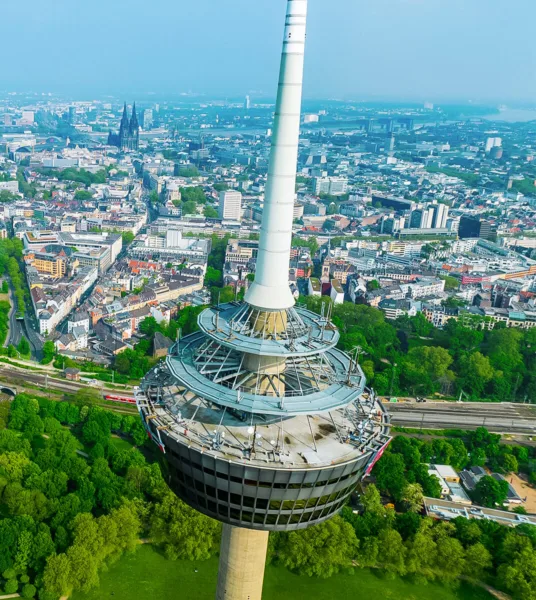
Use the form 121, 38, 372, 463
216, 525, 269, 600
245, 0, 308, 311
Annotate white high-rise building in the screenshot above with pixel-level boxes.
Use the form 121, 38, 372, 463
408, 202, 448, 230
20, 111, 34, 125
218, 190, 242, 221
244, 95, 251, 110
485, 137, 502, 153
166, 229, 182, 248
431, 203, 449, 229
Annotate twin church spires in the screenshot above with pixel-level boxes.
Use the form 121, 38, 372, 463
107, 102, 139, 151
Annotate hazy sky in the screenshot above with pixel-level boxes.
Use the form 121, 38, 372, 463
3, 0, 535, 102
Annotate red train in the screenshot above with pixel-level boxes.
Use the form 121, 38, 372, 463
104, 394, 136, 405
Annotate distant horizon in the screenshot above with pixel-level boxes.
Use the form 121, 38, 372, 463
2, 91, 536, 111
2, 0, 535, 103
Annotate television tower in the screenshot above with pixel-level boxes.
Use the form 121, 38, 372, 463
136, 2, 391, 599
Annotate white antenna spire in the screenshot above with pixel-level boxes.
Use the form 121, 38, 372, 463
245, 0, 308, 311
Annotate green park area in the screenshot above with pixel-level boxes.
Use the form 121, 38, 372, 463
71, 544, 491, 600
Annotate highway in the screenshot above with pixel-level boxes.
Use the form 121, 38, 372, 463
388, 401, 536, 434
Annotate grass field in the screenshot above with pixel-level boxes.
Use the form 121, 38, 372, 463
71, 544, 492, 600
110, 435, 135, 451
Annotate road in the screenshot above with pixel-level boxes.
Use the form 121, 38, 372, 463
22, 311, 44, 360
5, 282, 44, 360
388, 401, 536, 434
4, 284, 17, 348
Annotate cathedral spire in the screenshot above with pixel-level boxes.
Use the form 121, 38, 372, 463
130, 102, 139, 130
121, 102, 129, 124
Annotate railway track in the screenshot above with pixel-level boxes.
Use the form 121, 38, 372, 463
388, 401, 536, 434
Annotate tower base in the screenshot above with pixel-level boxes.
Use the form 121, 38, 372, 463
216, 524, 269, 600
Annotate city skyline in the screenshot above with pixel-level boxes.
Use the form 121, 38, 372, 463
2, 0, 535, 102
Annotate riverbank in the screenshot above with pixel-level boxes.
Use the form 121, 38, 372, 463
71, 544, 493, 600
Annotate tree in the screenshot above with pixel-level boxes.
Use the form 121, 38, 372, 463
461, 352, 494, 398
114, 353, 131, 375
405, 520, 438, 579
121, 231, 135, 246
21, 583, 37, 599
0, 190, 18, 203
474, 475, 509, 508
16, 337, 29, 357
41, 341, 56, 364
204, 205, 219, 218
434, 534, 466, 582
401, 483, 424, 513
204, 266, 222, 287
74, 190, 93, 201
43, 553, 73, 598
500, 453, 519, 474
366, 280, 380, 291
139, 317, 160, 336
377, 528, 406, 575
497, 536, 536, 600
277, 516, 358, 578
180, 186, 207, 205
464, 543, 492, 580
410, 312, 434, 337
4, 579, 18, 594
150, 492, 221, 561
66, 544, 100, 592
179, 166, 200, 178
374, 453, 407, 502
182, 200, 197, 215
72, 388, 101, 407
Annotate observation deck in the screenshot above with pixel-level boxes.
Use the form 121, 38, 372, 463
165, 332, 365, 416
137, 378, 390, 471
198, 302, 339, 357
137, 299, 391, 531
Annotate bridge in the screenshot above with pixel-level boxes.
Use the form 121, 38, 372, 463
0, 385, 16, 396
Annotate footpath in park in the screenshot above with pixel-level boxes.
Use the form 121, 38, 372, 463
2, 284, 14, 349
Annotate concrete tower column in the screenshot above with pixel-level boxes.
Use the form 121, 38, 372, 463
245, 0, 308, 312
216, 524, 270, 600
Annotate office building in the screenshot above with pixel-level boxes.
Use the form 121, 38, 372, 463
459, 215, 492, 240
218, 190, 242, 221
408, 203, 448, 230
485, 137, 502, 153
20, 111, 34, 125
68, 106, 77, 125
431, 203, 449, 228
141, 109, 153, 129
313, 176, 348, 196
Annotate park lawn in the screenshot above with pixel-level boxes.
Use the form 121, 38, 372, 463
110, 435, 136, 452
0, 293, 10, 302
71, 544, 492, 600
